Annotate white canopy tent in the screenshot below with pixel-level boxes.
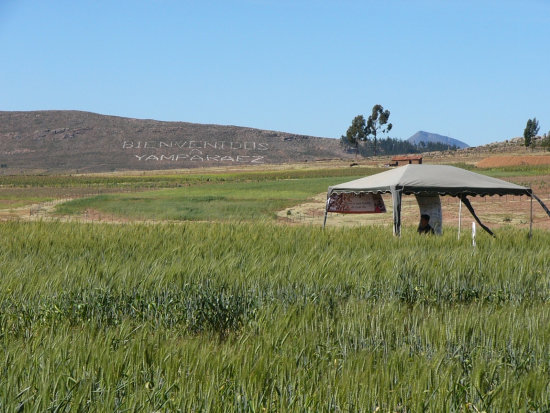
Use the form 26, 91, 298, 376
325, 164, 550, 236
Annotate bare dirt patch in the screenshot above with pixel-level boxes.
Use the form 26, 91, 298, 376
0, 199, 152, 224
0, 198, 69, 221
279, 191, 550, 231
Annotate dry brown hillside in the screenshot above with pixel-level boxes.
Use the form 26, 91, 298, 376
0, 111, 353, 173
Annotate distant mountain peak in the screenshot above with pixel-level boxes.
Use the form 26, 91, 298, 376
407, 131, 469, 149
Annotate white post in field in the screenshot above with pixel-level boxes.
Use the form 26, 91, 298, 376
472, 221, 476, 247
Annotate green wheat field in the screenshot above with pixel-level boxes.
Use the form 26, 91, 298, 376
1, 166, 549, 411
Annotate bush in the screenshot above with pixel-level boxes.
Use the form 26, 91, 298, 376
187, 283, 256, 340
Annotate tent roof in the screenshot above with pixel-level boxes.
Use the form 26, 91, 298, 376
328, 164, 530, 197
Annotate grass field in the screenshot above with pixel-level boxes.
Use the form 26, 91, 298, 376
1, 221, 549, 411
1, 163, 550, 411
0, 166, 383, 189
44, 166, 548, 228
54, 176, 370, 221
1, 167, 380, 212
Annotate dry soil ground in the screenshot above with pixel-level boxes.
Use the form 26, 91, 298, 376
476, 155, 550, 168
279, 174, 550, 232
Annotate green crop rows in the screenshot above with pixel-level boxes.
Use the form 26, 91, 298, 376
0, 167, 384, 189
54, 176, 366, 221
1, 221, 549, 411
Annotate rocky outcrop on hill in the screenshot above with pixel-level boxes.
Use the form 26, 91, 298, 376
415, 136, 549, 164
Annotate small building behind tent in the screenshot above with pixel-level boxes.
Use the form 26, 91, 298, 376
388, 155, 423, 167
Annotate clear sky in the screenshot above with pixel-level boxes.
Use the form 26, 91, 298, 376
1, 0, 549, 146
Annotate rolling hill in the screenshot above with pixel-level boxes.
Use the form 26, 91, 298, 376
0, 111, 352, 173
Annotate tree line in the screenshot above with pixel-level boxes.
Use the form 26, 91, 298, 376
341, 105, 458, 157
340, 135, 459, 157
342, 108, 550, 157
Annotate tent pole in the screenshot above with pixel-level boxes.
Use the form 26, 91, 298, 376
458, 197, 462, 240
531, 192, 550, 218
529, 193, 533, 238
391, 187, 402, 237
323, 195, 329, 229
460, 195, 495, 237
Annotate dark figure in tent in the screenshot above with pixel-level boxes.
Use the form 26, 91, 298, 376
417, 214, 434, 234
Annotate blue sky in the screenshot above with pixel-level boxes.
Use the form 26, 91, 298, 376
1, 0, 549, 146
